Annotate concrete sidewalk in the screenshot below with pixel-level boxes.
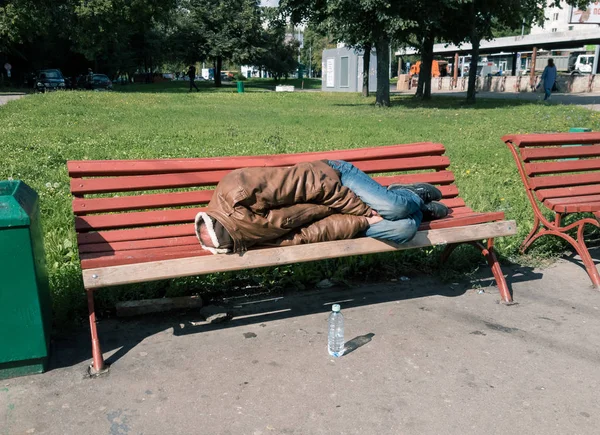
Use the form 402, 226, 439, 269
0, 94, 26, 106
392, 87, 600, 110
2, 257, 600, 435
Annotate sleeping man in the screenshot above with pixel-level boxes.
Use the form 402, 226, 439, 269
195, 160, 447, 254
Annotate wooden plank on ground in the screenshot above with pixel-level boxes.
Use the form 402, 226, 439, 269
82, 220, 517, 288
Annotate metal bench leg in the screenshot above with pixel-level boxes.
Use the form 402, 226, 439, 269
576, 224, 600, 288
87, 289, 108, 375
470, 239, 513, 304
441, 240, 513, 303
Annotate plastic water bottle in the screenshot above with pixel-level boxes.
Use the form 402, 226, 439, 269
328, 304, 345, 357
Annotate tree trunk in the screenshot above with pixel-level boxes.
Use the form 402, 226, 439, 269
362, 43, 371, 97
421, 36, 434, 100
375, 37, 390, 107
414, 35, 433, 98
466, 37, 480, 104
215, 57, 222, 88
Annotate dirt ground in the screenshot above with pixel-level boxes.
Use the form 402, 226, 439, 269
2, 251, 600, 435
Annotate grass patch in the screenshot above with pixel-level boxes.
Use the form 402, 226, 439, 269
1, 81, 599, 329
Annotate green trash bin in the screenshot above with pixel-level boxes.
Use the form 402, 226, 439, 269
0, 180, 51, 379
237, 81, 245, 93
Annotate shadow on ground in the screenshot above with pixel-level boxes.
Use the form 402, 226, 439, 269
48, 264, 543, 372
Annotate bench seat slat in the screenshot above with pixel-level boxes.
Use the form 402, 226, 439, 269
81, 220, 516, 287
67, 143, 446, 176
77, 209, 503, 248
525, 159, 600, 176
535, 184, 600, 201
503, 132, 600, 147
78, 236, 201, 254
528, 172, 600, 190
521, 145, 600, 162
72, 180, 460, 215
70, 157, 452, 195
75, 197, 467, 232
544, 195, 600, 213
78, 224, 194, 245
78, 211, 502, 255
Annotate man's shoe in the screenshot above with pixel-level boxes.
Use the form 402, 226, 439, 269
422, 201, 449, 221
388, 183, 442, 202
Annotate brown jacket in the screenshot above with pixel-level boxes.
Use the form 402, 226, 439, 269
196, 160, 371, 253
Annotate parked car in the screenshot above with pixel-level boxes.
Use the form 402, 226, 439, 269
78, 73, 113, 90
33, 69, 66, 92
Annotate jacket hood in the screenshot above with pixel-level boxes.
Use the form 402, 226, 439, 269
195, 212, 232, 254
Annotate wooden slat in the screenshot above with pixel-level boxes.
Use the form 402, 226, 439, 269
81, 246, 209, 269
440, 198, 464, 208
520, 145, 600, 162
67, 143, 445, 176
70, 170, 229, 195
372, 171, 455, 186
78, 236, 200, 254
528, 173, 600, 190
70, 157, 451, 195
81, 221, 517, 288
72, 178, 460, 215
79, 210, 501, 255
525, 159, 600, 176
78, 225, 194, 245
76, 200, 468, 232
73, 190, 214, 215
75, 208, 201, 231
544, 195, 600, 213
535, 184, 600, 201
503, 132, 600, 147
420, 212, 505, 230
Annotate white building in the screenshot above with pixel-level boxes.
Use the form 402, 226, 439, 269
530, 1, 594, 34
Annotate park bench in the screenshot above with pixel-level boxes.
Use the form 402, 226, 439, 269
503, 131, 600, 287
68, 143, 517, 374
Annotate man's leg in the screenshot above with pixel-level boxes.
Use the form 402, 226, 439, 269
327, 160, 423, 221
365, 211, 422, 244
544, 87, 551, 100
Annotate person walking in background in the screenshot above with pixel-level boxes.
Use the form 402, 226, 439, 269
539, 58, 557, 101
188, 65, 199, 92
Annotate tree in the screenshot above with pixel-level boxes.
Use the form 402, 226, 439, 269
299, 25, 332, 78
252, 17, 300, 81
280, 0, 406, 106
186, 0, 263, 87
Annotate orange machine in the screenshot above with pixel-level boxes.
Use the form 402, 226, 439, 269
410, 60, 448, 77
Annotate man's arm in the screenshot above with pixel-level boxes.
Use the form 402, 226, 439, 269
262, 214, 372, 247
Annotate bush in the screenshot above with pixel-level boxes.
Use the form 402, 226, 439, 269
234, 73, 247, 81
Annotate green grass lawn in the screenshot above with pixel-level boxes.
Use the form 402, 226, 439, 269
1, 80, 599, 328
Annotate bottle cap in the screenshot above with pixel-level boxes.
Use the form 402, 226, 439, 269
332, 304, 341, 312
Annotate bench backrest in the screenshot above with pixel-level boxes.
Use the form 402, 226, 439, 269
68, 143, 506, 269
503, 132, 600, 204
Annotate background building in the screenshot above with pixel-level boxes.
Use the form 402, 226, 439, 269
531, 1, 593, 34
321, 46, 377, 93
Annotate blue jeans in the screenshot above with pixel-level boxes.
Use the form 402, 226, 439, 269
544, 87, 551, 100
328, 160, 423, 244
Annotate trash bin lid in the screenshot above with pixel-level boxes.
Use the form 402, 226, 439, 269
0, 181, 36, 228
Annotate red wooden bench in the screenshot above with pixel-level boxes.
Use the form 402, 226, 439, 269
68, 143, 517, 374
504, 132, 600, 287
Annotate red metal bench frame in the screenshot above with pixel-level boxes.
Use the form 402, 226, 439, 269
68, 143, 517, 374
503, 132, 600, 287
